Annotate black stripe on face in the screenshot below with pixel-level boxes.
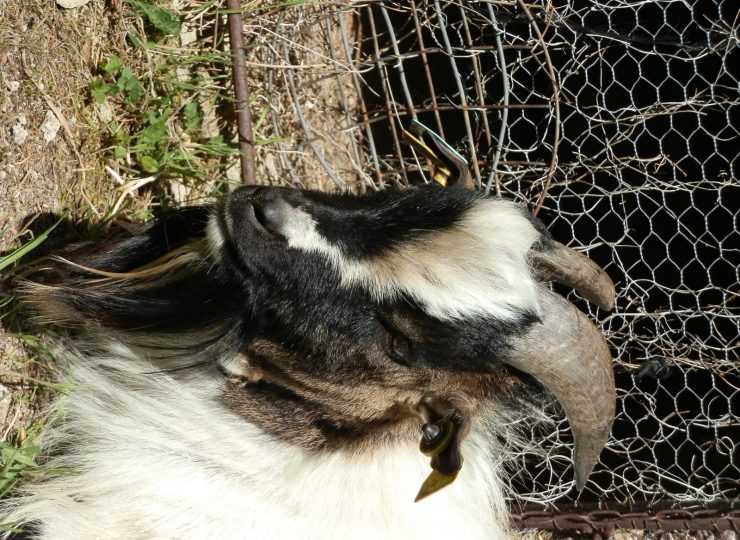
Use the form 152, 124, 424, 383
378, 301, 540, 373
227, 187, 483, 259
303, 186, 482, 258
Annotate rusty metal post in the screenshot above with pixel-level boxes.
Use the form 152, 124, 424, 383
225, 0, 256, 185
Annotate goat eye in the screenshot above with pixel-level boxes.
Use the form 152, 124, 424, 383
388, 331, 412, 366
377, 313, 413, 366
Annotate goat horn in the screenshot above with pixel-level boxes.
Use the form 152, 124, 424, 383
505, 287, 615, 490
530, 241, 615, 311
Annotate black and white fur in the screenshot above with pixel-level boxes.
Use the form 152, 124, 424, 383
2, 186, 552, 539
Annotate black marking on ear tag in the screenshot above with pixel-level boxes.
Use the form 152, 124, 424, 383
431, 434, 463, 477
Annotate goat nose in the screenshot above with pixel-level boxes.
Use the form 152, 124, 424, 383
251, 189, 290, 235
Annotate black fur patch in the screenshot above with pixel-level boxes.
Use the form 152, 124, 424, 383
57, 206, 211, 275
301, 186, 483, 258
227, 185, 484, 259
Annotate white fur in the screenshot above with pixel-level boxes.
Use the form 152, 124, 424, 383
205, 212, 226, 263
281, 199, 541, 321
1, 345, 514, 539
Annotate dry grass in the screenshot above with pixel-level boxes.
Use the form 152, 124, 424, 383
245, 3, 370, 192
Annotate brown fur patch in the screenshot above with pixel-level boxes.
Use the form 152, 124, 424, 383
221, 338, 523, 451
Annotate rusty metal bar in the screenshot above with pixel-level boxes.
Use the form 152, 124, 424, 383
225, 0, 256, 185
512, 507, 740, 534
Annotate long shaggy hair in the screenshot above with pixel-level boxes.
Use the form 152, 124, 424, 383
1, 185, 610, 539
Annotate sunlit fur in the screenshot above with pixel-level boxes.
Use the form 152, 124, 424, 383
263, 197, 541, 321
1, 186, 550, 539
1, 346, 537, 540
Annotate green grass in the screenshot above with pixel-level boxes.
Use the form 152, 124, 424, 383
0, 397, 77, 532
0, 219, 62, 274
0, 416, 46, 500
86, 0, 246, 212
0, 221, 69, 501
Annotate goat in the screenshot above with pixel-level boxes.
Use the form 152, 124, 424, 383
1, 180, 615, 539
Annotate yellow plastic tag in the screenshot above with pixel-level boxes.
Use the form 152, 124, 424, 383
414, 470, 460, 502
402, 129, 451, 186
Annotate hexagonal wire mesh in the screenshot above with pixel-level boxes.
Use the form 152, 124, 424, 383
245, 0, 738, 519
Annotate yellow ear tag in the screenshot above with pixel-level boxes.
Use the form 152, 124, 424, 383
414, 469, 460, 502
401, 129, 451, 186
414, 417, 463, 502
432, 171, 449, 187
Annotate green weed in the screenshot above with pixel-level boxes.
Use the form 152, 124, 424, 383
130, 0, 182, 36
88, 0, 240, 204
0, 219, 62, 274
0, 433, 41, 499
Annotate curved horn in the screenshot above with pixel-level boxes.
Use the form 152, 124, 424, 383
505, 287, 615, 490
530, 241, 615, 311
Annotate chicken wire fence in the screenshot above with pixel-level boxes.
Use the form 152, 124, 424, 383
243, 0, 738, 525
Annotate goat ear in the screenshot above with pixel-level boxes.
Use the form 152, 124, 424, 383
63, 206, 212, 274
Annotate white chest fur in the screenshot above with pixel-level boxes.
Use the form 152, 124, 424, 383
2, 350, 512, 540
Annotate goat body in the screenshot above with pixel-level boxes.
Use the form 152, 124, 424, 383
1, 186, 615, 539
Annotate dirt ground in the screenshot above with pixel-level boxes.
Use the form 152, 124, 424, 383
0, 0, 116, 250
0, 0, 120, 440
